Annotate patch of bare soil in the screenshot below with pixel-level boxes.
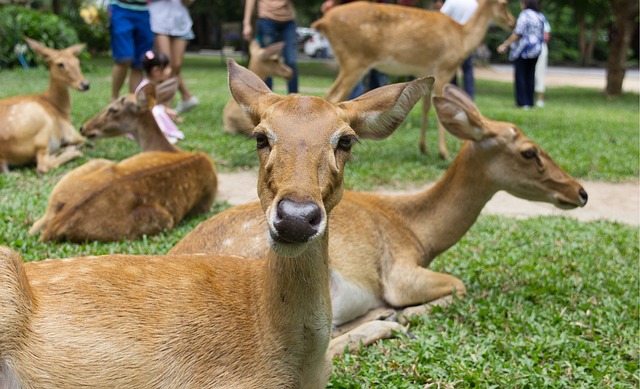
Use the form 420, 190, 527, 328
217, 171, 639, 226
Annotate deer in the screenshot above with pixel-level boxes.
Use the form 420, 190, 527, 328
0, 38, 89, 174
28, 83, 218, 242
223, 40, 294, 136
169, 83, 588, 355
312, 0, 515, 159
0, 59, 432, 387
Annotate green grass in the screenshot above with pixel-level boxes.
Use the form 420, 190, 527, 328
0, 55, 638, 387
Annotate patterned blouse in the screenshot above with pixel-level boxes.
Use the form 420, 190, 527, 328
509, 9, 547, 61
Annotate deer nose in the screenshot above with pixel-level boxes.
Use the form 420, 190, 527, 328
578, 187, 588, 206
272, 199, 323, 243
79, 81, 90, 91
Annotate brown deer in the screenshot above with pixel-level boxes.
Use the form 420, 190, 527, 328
223, 40, 293, 136
0, 60, 432, 387
29, 84, 217, 242
0, 38, 89, 173
312, 0, 515, 159
170, 84, 588, 353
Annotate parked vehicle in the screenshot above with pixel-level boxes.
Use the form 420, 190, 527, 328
303, 29, 333, 58
295, 26, 315, 53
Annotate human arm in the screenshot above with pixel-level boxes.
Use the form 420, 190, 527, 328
243, 0, 257, 41
497, 32, 520, 54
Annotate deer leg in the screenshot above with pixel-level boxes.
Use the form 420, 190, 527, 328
36, 146, 83, 174
382, 263, 466, 309
329, 320, 408, 358
419, 96, 431, 154
0, 159, 8, 173
437, 122, 450, 160
325, 66, 369, 103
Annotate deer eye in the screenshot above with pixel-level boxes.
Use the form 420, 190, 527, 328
337, 135, 357, 152
521, 148, 537, 159
107, 107, 118, 115
56, 63, 65, 69
254, 133, 270, 150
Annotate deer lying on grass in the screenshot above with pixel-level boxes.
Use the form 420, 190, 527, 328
0, 38, 89, 174
312, 0, 515, 159
170, 83, 588, 355
0, 60, 431, 387
223, 40, 293, 136
29, 83, 217, 242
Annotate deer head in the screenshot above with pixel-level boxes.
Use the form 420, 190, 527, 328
25, 37, 90, 92
228, 59, 434, 255
248, 40, 293, 80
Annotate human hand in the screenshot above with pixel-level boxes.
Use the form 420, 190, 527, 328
497, 43, 508, 54
242, 24, 253, 42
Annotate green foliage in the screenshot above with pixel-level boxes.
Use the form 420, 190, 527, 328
61, 5, 110, 56
0, 5, 80, 69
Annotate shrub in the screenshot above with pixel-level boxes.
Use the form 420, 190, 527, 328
0, 5, 80, 70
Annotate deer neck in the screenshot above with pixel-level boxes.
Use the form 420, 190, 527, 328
260, 231, 332, 369
397, 143, 497, 260
136, 112, 179, 153
460, 0, 494, 57
41, 77, 71, 118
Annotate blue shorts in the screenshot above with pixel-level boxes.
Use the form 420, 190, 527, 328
109, 4, 154, 69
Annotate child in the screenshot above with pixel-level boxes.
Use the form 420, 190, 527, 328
137, 49, 185, 144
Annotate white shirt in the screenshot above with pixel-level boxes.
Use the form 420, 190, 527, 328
440, 0, 478, 24
148, 0, 193, 37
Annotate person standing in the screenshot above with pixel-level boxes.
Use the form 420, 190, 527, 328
497, 0, 547, 109
243, 0, 298, 94
149, 0, 199, 113
534, 18, 551, 107
108, 0, 154, 101
440, 0, 478, 99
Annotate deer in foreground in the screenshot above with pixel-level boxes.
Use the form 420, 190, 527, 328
0, 60, 432, 387
170, 83, 588, 354
0, 38, 89, 174
312, 0, 515, 159
29, 83, 217, 242
223, 40, 293, 136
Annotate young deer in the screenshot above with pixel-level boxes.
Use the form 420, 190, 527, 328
0, 60, 432, 387
29, 84, 217, 242
170, 84, 587, 339
0, 38, 89, 173
223, 40, 293, 136
312, 0, 515, 159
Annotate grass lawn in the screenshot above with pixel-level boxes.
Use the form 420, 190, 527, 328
0, 54, 638, 387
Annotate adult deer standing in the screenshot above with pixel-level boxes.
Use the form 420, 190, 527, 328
0, 38, 89, 173
170, 84, 587, 350
0, 60, 432, 387
29, 84, 217, 242
312, 0, 515, 159
223, 40, 293, 136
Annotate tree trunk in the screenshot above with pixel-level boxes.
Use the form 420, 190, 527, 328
51, 0, 61, 14
578, 16, 587, 65
606, 0, 639, 96
585, 16, 606, 66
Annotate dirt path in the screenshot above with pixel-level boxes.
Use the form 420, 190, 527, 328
216, 171, 639, 226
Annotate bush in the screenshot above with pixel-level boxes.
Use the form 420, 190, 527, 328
0, 5, 80, 70
62, 4, 110, 56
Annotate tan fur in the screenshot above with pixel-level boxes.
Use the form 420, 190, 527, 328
223, 40, 293, 136
312, 0, 515, 159
29, 84, 218, 242
0, 38, 89, 174
0, 60, 432, 387
170, 84, 588, 345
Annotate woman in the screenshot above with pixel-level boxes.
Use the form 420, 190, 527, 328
497, 0, 547, 109
148, 0, 199, 113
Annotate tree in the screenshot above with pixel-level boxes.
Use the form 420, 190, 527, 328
606, 0, 639, 95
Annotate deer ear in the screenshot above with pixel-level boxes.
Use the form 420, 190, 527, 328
65, 43, 86, 57
433, 96, 485, 141
227, 59, 283, 126
24, 37, 55, 61
338, 76, 434, 140
136, 83, 156, 111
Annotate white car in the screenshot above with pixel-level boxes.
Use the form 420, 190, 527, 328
303, 29, 333, 59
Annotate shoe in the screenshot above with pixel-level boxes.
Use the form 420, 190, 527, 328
521, 105, 532, 110
536, 100, 545, 108
176, 96, 199, 113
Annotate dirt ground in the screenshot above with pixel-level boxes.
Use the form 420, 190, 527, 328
215, 66, 639, 226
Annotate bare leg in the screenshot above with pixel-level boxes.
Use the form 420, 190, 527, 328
170, 38, 193, 101
128, 68, 143, 93
111, 62, 130, 101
